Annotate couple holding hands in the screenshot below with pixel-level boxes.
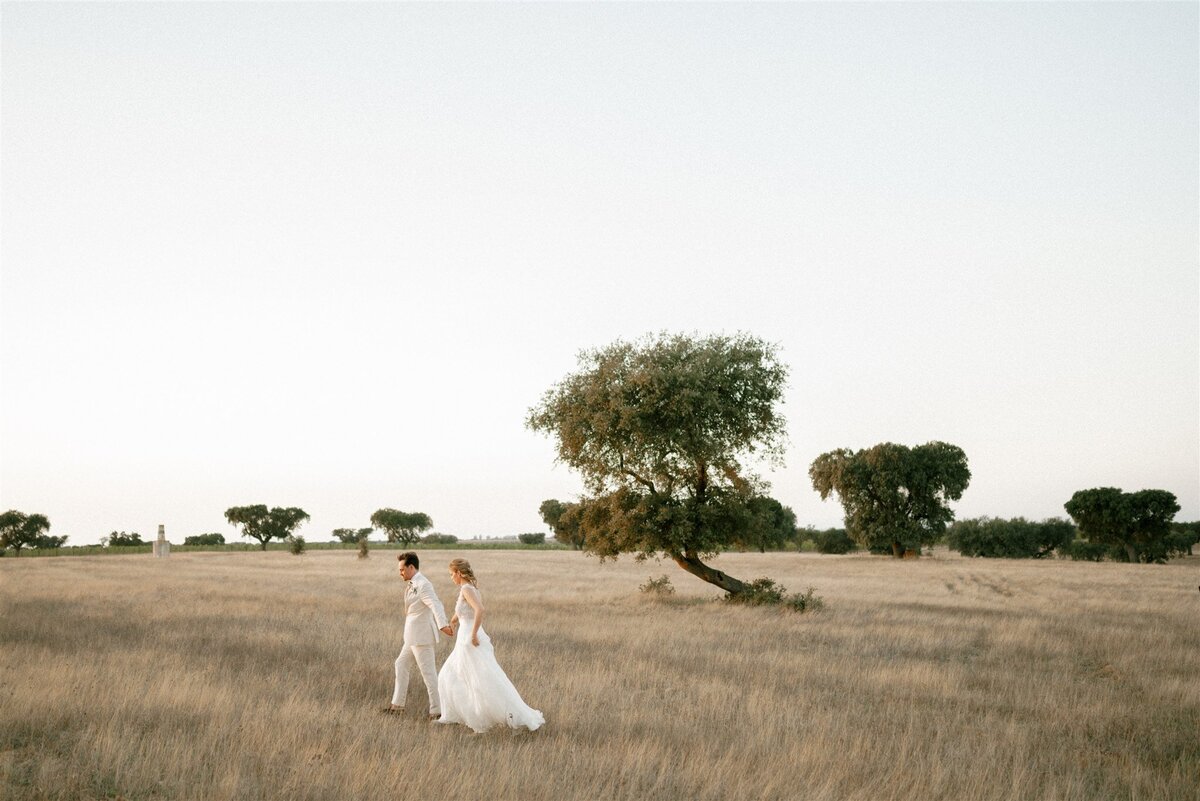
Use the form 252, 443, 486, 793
384, 552, 544, 733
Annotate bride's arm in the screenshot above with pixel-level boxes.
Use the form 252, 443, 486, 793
463, 585, 484, 646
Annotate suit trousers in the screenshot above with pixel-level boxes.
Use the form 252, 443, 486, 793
392, 642, 440, 714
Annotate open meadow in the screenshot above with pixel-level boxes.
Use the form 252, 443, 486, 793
1, 549, 1197, 801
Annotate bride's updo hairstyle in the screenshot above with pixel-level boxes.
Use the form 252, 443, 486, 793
449, 558, 478, 587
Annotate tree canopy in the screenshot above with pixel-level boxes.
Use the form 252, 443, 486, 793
103, 531, 145, 547
369, 509, 433, 545
946, 517, 1075, 559
332, 527, 374, 544
809, 441, 970, 558
0, 510, 51, 556
1064, 487, 1180, 563
538, 499, 586, 550
527, 332, 789, 595
224, 505, 310, 550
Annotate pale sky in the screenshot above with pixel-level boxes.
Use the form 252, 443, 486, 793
2, 2, 1197, 546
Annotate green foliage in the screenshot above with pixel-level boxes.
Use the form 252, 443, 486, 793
639, 575, 676, 596
946, 517, 1075, 559
517, 532, 546, 545
183, 533, 225, 546
528, 332, 790, 595
1166, 522, 1200, 556
369, 509, 433, 545
809, 441, 971, 558
1061, 540, 1110, 561
732, 496, 798, 553
420, 532, 459, 545
811, 527, 856, 554
331, 527, 373, 544
289, 536, 306, 555
0, 510, 52, 556
33, 533, 68, 549
224, 505, 310, 551
539, 499, 586, 549
723, 578, 824, 613
103, 531, 144, 547
1065, 488, 1181, 563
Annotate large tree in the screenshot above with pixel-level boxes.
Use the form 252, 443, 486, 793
369, 509, 433, 545
224, 505, 310, 550
527, 332, 789, 595
0, 510, 51, 556
733, 496, 799, 553
1064, 487, 1180, 563
809, 442, 970, 558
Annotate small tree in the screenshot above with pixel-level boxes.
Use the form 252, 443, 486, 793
809, 441, 971, 558
1167, 522, 1200, 556
518, 532, 546, 545
103, 531, 144, 547
33, 533, 68, 550
332, 527, 373, 544
1065, 488, 1180, 563
369, 509, 433, 545
289, 535, 306, 555
812, 527, 856, 554
184, 533, 225, 546
732, 496, 798, 553
946, 517, 1075, 559
224, 505, 310, 550
528, 332, 791, 596
539, 498, 586, 549
0, 511, 51, 556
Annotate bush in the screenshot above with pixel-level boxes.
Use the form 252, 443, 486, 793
947, 517, 1075, 559
421, 532, 459, 546
289, 536, 306, 555
103, 531, 144, 547
785, 587, 825, 613
812, 528, 855, 554
725, 578, 824, 613
639, 575, 675, 597
517, 532, 546, 545
184, 533, 225, 546
357, 537, 369, 559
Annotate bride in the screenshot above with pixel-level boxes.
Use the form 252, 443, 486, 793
436, 558, 544, 733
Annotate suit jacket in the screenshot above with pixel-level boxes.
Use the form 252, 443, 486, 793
403, 572, 449, 646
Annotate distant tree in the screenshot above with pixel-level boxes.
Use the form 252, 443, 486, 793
184, 533, 225, 546
518, 532, 546, 545
528, 332, 790, 596
732, 497, 798, 553
370, 509, 433, 545
811, 527, 856, 554
421, 532, 459, 545
1167, 521, 1200, 556
224, 505, 310, 550
809, 441, 971, 558
102, 531, 145, 547
946, 517, 1075, 559
0, 511, 52, 556
539, 499, 586, 549
33, 534, 68, 549
332, 527, 374, 544
1064, 488, 1180, 563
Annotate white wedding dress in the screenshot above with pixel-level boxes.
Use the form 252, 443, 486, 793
436, 584, 544, 733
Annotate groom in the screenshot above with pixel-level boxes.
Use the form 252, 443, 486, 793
385, 551, 452, 720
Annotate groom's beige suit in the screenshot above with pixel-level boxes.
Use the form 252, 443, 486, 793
392, 571, 450, 715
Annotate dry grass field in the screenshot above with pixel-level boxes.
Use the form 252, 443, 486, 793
1, 548, 1197, 801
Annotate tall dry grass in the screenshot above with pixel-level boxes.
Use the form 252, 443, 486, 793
1, 549, 1197, 801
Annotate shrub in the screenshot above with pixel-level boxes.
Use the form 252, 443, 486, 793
785, 587, 825, 613
813, 528, 855, 554
1061, 539, 1108, 561
289, 536, 306, 555
421, 532, 459, 546
184, 533, 225, 546
725, 578, 824, 613
357, 537, 369, 559
639, 575, 675, 597
517, 532, 546, 545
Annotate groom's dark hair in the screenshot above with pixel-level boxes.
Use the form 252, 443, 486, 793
398, 552, 419, 569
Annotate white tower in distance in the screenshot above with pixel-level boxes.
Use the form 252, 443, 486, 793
153, 524, 170, 558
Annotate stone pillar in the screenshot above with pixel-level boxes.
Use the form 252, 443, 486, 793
154, 524, 170, 558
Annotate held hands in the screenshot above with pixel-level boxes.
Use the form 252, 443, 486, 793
440, 626, 453, 636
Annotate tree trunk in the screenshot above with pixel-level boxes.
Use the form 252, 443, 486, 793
671, 550, 748, 595
891, 541, 905, 558
1124, 543, 1138, 563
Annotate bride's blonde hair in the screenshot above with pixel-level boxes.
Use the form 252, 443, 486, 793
449, 558, 478, 587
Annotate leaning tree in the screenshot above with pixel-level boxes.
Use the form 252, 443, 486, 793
369, 509, 433, 545
809, 441, 970, 558
527, 332, 789, 595
0, 510, 51, 556
224, 505, 310, 550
